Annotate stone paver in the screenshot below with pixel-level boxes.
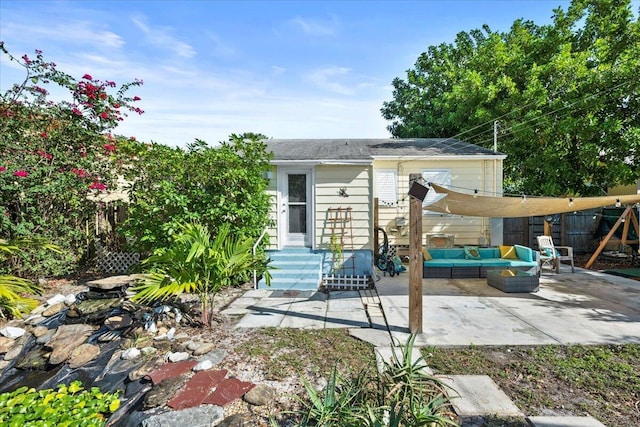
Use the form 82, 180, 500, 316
437, 375, 524, 418
528, 416, 607, 427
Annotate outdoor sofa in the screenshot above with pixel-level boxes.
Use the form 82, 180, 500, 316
422, 245, 537, 278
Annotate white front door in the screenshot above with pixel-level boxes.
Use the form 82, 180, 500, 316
280, 169, 312, 247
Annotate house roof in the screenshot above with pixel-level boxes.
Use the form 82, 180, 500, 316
264, 138, 503, 162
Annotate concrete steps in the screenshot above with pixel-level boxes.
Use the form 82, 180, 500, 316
258, 249, 322, 290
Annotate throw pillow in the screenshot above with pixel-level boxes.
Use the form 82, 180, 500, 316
422, 248, 432, 261
464, 246, 481, 260
499, 245, 518, 259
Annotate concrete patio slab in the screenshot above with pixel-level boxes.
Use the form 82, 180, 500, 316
437, 375, 525, 418
528, 416, 607, 427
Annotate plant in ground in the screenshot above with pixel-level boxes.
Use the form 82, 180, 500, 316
118, 134, 273, 255
292, 334, 457, 426
0, 381, 120, 426
0, 43, 143, 277
130, 221, 271, 325
0, 237, 59, 318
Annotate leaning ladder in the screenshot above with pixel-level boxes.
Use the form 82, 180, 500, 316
326, 207, 355, 275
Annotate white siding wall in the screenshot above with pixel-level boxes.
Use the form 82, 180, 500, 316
266, 166, 278, 249
315, 165, 372, 250
374, 158, 503, 247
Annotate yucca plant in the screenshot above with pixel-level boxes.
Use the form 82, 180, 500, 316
0, 237, 60, 319
131, 221, 271, 325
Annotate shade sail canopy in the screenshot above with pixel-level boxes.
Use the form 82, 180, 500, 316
425, 183, 640, 218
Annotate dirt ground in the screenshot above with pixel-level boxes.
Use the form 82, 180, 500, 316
25, 253, 640, 425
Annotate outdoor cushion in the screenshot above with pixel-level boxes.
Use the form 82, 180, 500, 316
423, 248, 432, 261
448, 259, 483, 267
464, 246, 482, 260
514, 244, 534, 262
478, 259, 511, 267
423, 259, 455, 267
478, 248, 500, 258
499, 245, 518, 259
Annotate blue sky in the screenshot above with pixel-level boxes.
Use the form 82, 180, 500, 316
1, 1, 574, 147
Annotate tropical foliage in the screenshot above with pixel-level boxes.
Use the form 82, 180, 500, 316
0, 43, 143, 277
293, 335, 457, 426
131, 221, 271, 325
381, 0, 640, 196
0, 381, 120, 426
0, 237, 59, 318
118, 134, 273, 254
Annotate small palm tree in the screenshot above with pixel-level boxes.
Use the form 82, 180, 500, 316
131, 221, 271, 325
0, 237, 59, 319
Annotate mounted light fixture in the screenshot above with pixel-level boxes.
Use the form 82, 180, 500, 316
615, 198, 621, 208
521, 194, 527, 203
569, 198, 574, 207
408, 179, 429, 202
473, 189, 479, 198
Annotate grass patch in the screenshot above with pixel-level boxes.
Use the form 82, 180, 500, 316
423, 344, 640, 427
235, 328, 374, 380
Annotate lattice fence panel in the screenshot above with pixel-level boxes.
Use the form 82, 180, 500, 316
96, 251, 140, 274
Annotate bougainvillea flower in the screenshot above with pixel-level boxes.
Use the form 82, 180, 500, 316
0, 166, 6, 172
99, 112, 109, 120
89, 181, 107, 191
73, 107, 83, 116
133, 96, 141, 101
40, 131, 48, 139
71, 168, 89, 178
103, 143, 116, 152
82, 74, 93, 80
13, 170, 29, 177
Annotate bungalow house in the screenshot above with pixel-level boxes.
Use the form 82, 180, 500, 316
260, 138, 505, 290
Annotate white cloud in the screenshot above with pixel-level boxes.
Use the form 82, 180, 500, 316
2, 21, 125, 49
290, 16, 338, 36
307, 66, 354, 95
131, 16, 196, 58
271, 66, 286, 76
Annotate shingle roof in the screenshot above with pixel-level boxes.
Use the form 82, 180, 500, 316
264, 138, 499, 161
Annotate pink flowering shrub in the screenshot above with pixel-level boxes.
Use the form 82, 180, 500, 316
0, 42, 144, 277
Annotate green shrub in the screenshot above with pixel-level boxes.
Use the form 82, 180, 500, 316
0, 381, 120, 426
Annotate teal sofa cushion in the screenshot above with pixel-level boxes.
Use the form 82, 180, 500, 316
514, 244, 534, 262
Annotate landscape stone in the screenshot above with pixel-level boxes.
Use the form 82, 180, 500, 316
173, 332, 189, 340
15, 347, 50, 369
86, 274, 141, 290
141, 404, 223, 427
24, 314, 45, 325
0, 336, 15, 353
42, 302, 66, 317
104, 314, 133, 330
193, 359, 213, 371
30, 304, 46, 315
128, 356, 165, 381
3, 332, 33, 361
217, 413, 257, 427
74, 298, 122, 316
141, 346, 158, 355
143, 375, 187, 408
122, 347, 141, 360
197, 349, 227, 366
30, 326, 50, 337
68, 343, 100, 368
64, 294, 77, 305
167, 351, 189, 362
47, 324, 95, 365
192, 342, 216, 356
243, 384, 276, 406
36, 330, 56, 345
186, 341, 199, 351
46, 294, 66, 306
0, 326, 26, 339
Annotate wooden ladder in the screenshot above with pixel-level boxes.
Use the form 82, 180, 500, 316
326, 207, 355, 275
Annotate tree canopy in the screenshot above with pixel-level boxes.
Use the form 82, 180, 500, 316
381, 0, 640, 196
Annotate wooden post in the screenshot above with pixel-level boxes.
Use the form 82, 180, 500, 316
409, 174, 423, 333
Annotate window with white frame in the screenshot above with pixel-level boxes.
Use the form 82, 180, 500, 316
421, 169, 451, 214
376, 169, 397, 207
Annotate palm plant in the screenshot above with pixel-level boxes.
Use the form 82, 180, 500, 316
131, 221, 271, 325
0, 237, 59, 319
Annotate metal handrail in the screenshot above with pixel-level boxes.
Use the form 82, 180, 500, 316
252, 227, 269, 289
